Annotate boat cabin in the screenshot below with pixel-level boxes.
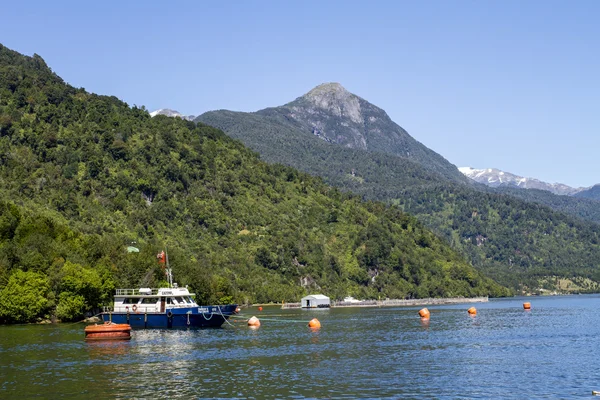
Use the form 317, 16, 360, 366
113, 285, 199, 313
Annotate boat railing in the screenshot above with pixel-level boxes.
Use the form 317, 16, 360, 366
115, 288, 161, 295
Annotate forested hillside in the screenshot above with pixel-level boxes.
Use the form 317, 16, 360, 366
398, 184, 600, 291
198, 88, 600, 294
575, 185, 600, 201
0, 44, 508, 323
493, 186, 600, 225
199, 110, 450, 192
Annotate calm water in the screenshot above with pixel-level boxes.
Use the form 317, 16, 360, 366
2, 295, 600, 399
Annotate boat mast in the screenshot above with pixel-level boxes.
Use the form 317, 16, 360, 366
165, 246, 173, 288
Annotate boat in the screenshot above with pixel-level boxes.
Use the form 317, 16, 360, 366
100, 251, 237, 328
343, 296, 362, 304
100, 284, 237, 328
85, 322, 131, 341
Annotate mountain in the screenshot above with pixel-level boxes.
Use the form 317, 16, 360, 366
0, 44, 509, 323
459, 167, 600, 222
575, 185, 600, 201
459, 167, 584, 196
198, 83, 469, 201
198, 108, 456, 201
149, 108, 195, 120
257, 82, 467, 182
196, 83, 600, 293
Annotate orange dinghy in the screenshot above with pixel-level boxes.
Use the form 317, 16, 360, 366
85, 322, 132, 341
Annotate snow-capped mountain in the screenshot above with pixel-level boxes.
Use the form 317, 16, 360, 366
149, 109, 196, 121
459, 167, 584, 196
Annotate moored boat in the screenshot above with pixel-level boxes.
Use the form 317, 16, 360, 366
101, 284, 237, 328
101, 250, 237, 328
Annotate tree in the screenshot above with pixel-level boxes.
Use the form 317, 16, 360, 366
0, 269, 51, 323
54, 261, 104, 321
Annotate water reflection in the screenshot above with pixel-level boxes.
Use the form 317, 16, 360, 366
86, 341, 131, 358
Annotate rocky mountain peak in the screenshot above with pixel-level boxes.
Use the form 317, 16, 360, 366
301, 82, 363, 124
305, 82, 348, 96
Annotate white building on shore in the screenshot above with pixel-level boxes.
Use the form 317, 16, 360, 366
301, 294, 330, 308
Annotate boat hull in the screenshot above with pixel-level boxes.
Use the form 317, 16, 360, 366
101, 305, 237, 329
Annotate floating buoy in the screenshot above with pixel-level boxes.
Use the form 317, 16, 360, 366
247, 316, 261, 327
467, 307, 477, 316
418, 308, 430, 319
308, 318, 321, 329
235, 306, 241, 313
258, 306, 263, 311
85, 322, 131, 341
523, 302, 531, 310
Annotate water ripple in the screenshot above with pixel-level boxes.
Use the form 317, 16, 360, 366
2, 296, 600, 398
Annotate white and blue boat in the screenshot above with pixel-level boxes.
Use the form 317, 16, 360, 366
101, 285, 237, 328
101, 255, 238, 328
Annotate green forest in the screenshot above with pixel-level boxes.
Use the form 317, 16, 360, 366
0, 44, 509, 324
493, 186, 600, 225
574, 184, 600, 201
397, 184, 600, 290
198, 87, 600, 294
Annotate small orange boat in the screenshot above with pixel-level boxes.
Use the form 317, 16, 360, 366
85, 322, 132, 341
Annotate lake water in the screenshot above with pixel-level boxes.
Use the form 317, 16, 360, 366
2, 295, 600, 399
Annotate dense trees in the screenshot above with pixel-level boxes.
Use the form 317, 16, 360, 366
0, 270, 51, 323
398, 184, 600, 290
494, 186, 600, 225
0, 44, 508, 323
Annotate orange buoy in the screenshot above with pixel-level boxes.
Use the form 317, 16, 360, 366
84, 322, 131, 341
258, 306, 263, 311
523, 302, 531, 310
467, 307, 477, 315
418, 308, 430, 319
247, 316, 261, 327
308, 318, 321, 329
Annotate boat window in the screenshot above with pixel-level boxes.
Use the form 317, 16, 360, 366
166, 297, 173, 305
175, 297, 186, 304
123, 298, 141, 304
141, 297, 157, 304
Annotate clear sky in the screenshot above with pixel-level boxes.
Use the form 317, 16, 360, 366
2, 1, 598, 187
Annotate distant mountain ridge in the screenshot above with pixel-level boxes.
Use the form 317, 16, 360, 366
575, 184, 600, 201
459, 167, 597, 197
149, 108, 195, 121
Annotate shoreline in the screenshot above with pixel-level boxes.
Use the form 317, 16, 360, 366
281, 296, 489, 309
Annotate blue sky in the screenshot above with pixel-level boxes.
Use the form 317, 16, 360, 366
2, 1, 598, 187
